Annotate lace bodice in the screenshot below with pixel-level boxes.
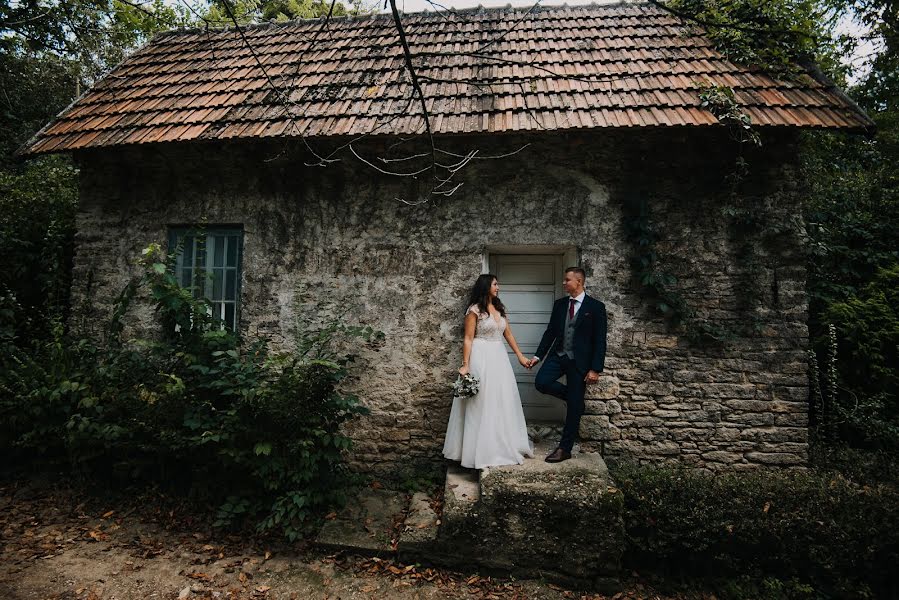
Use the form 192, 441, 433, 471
466, 304, 506, 341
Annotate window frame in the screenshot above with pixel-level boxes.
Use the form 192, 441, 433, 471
167, 225, 244, 332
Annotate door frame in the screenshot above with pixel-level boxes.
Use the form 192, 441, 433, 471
482, 245, 580, 423
482, 244, 579, 275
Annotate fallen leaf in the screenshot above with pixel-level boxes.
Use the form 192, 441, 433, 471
102, 510, 115, 518
186, 571, 211, 581
264, 550, 271, 561
324, 512, 338, 520
255, 585, 271, 593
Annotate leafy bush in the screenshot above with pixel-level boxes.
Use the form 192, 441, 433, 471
0, 156, 77, 344
802, 109, 899, 456
0, 244, 379, 540
812, 264, 899, 451
613, 462, 899, 599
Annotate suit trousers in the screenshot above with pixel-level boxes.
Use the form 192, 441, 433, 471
534, 353, 586, 453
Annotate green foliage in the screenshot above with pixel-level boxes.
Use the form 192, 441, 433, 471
624, 199, 739, 347
826, 0, 898, 111
713, 575, 817, 600
810, 440, 899, 489
803, 131, 899, 316
1, 0, 190, 81
665, 0, 821, 74
0, 245, 376, 540
697, 83, 761, 146
0, 156, 78, 343
802, 25, 899, 451
204, 0, 370, 26
613, 461, 899, 598
624, 200, 691, 327
0, 53, 80, 162
811, 265, 899, 450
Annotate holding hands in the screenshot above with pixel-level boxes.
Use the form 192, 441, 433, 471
520, 356, 539, 370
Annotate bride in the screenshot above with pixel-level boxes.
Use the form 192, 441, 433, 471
443, 274, 534, 469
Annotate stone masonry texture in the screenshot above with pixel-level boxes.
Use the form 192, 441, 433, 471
69, 128, 810, 473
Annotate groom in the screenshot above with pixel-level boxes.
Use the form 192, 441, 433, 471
529, 267, 607, 463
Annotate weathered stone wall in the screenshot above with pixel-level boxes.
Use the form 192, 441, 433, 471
70, 128, 809, 473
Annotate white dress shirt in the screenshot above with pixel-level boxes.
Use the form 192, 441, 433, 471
568, 291, 586, 319
533, 290, 587, 363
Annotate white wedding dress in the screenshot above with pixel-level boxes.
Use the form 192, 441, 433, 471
442, 304, 534, 469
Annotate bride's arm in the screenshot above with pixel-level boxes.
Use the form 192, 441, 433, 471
503, 323, 531, 367
460, 312, 477, 375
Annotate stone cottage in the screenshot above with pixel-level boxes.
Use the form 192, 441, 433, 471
19, 2, 872, 472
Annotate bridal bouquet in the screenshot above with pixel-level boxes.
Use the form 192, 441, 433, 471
452, 373, 480, 399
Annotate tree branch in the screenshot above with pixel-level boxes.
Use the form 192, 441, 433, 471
387, 0, 440, 189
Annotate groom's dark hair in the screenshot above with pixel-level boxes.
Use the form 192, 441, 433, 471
565, 267, 586, 282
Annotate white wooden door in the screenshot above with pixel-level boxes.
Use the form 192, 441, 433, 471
490, 254, 566, 422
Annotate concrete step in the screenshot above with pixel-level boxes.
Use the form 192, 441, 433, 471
315, 448, 623, 593
445, 463, 480, 504
396, 491, 440, 559
315, 487, 443, 559
432, 446, 624, 592
434, 463, 480, 550
314, 488, 406, 556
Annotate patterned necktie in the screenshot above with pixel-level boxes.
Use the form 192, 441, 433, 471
569, 298, 576, 320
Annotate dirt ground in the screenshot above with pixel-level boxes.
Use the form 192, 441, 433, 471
0, 477, 713, 600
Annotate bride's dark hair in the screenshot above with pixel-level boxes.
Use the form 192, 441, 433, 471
466, 274, 506, 318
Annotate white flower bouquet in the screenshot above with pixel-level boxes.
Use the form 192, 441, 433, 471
452, 373, 480, 399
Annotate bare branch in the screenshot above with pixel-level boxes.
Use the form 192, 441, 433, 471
387, 0, 439, 186
477, 0, 542, 53
350, 143, 431, 176
115, 0, 159, 19
4, 7, 54, 26
436, 144, 531, 161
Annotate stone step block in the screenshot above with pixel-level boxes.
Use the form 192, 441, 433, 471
396, 491, 440, 559
314, 488, 406, 556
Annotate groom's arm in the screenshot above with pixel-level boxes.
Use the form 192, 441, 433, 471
533, 300, 562, 361
590, 301, 608, 373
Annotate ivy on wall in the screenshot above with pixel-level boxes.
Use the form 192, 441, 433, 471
623, 1, 819, 346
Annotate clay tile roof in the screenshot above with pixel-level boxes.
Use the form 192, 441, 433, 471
18, 1, 873, 156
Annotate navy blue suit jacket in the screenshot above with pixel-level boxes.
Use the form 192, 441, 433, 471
535, 294, 607, 375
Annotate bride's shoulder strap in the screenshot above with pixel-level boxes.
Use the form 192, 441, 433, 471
465, 304, 481, 317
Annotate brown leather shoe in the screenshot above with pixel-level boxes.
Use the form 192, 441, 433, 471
544, 448, 572, 463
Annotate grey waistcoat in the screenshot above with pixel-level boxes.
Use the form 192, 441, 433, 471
558, 301, 577, 359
